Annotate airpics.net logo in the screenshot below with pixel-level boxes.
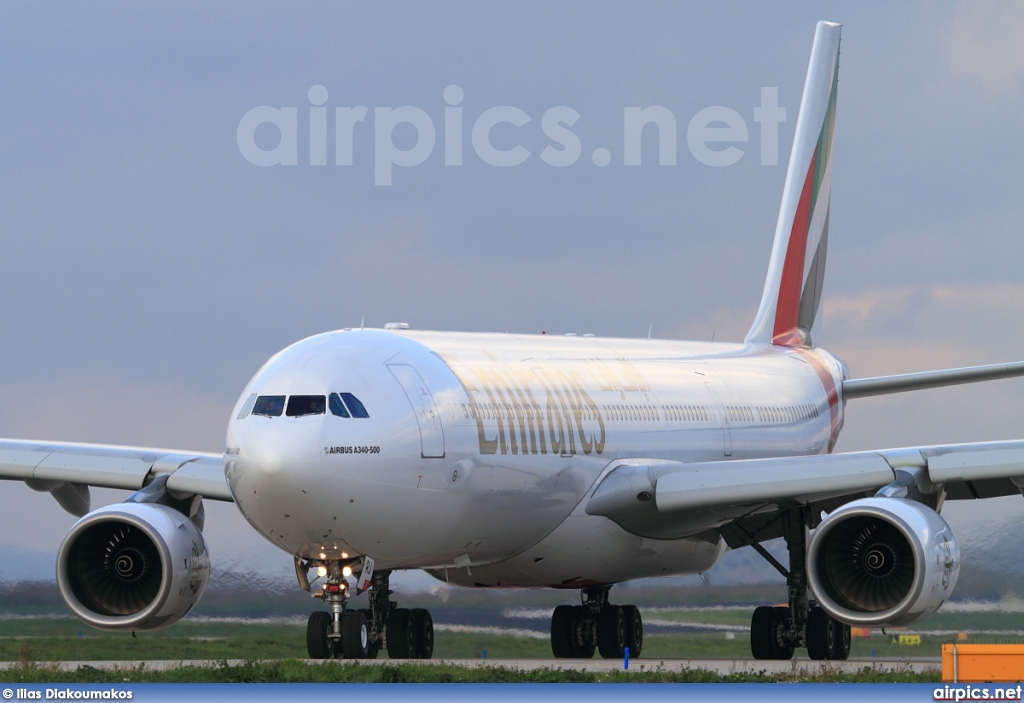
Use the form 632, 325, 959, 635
236, 85, 788, 186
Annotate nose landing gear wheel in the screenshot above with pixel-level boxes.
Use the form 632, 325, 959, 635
306, 611, 334, 660
342, 610, 369, 658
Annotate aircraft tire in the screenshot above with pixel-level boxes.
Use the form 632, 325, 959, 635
341, 610, 369, 658
306, 611, 333, 660
386, 608, 414, 659
597, 605, 626, 659
550, 605, 576, 658
572, 605, 596, 658
750, 606, 794, 660
622, 605, 643, 658
772, 607, 795, 660
411, 608, 434, 659
807, 607, 837, 661
357, 609, 380, 659
833, 621, 852, 660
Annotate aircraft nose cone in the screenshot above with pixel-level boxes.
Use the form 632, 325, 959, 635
226, 420, 328, 550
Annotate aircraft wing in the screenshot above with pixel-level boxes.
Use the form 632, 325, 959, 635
586, 440, 1024, 545
0, 438, 230, 516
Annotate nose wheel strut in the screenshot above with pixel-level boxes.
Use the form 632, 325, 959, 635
300, 560, 434, 660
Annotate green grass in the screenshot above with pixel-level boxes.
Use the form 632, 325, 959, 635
0, 618, 942, 663
1, 659, 938, 684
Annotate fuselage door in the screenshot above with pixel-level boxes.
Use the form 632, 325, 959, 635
704, 381, 732, 457
388, 364, 446, 458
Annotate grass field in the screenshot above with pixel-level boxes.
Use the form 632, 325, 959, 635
6, 580, 1015, 682
0, 616, 948, 663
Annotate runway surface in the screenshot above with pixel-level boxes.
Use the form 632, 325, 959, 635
0, 657, 940, 674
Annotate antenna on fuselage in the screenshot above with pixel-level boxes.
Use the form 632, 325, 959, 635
647, 323, 652, 340
360, 315, 365, 331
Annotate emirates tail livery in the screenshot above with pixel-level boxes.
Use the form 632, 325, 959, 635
4, 21, 1024, 662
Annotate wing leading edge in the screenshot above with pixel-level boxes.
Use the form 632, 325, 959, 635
0, 438, 230, 516
586, 440, 1024, 541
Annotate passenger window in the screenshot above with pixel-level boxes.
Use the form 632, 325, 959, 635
253, 395, 285, 417
341, 392, 369, 418
287, 395, 326, 417
329, 393, 350, 418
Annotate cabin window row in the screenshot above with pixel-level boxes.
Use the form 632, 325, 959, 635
720, 404, 821, 424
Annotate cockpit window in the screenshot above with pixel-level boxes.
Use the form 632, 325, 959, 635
329, 393, 350, 418
236, 393, 257, 419
252, 395, 285, 417
341, 392, 369, 418
287, 395, 326, 417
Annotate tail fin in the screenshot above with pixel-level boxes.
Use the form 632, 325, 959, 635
746, 21, 841, 348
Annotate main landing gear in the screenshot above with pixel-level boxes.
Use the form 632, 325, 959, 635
301, 561, 434, 660
550, 586, 643, 659
747, 509, 851, 661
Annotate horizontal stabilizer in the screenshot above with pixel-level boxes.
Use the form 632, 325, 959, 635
843, 361, 1024, 400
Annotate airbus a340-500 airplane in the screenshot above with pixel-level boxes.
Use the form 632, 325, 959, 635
4, 21, 1024, 663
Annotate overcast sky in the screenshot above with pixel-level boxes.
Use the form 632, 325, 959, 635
3, 3, 1024, 594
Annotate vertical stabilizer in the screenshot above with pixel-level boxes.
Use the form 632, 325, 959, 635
745, 21, 841, 348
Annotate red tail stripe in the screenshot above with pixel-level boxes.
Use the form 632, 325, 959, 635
772, 148, 818, 345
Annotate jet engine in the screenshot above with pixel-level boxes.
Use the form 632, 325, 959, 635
56, 502, 210, 631
807, 497, 959, 628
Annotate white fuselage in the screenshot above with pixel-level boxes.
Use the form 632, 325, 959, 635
224, 328, 846, 588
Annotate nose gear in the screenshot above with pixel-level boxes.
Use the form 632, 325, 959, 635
300, 560, 434, 660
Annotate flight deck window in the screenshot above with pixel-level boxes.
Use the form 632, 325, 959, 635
287, 395, 326, 417
237, 393, 257, 419
253, 395, 285, 417
329, 393, 350, 417
341, 392, 369, 418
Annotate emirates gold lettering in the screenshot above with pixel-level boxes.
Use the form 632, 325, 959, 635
450, 363, 608, 457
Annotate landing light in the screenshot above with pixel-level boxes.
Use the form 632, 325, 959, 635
341, 552, 349, 559
342, 566, 353, 577
316, 566, 327, 578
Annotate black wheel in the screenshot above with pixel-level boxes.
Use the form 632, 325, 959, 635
341, 610, 369, 659
572, 605, 596, 658
807, 607, 836, 661
750, 606, 776, 660
597, 605, 626, 659
551, 605, 575, 658
411, 608, 434, 659
622, 605, 643, 658
358, 609, 380, 659
750, 606, 794, 660
306, 611, 333, 659
833, 620, 852, 660
386, 608, 414, 659
772, 607, 794, 660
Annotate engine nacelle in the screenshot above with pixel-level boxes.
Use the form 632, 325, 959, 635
56, 502, 210, 631
807, 497, 959, 628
